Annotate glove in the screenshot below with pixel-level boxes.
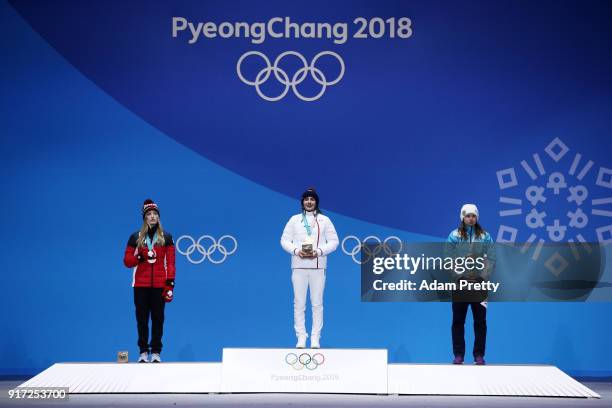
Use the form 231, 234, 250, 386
163, 279, 175, 303
134, 247, 148, 263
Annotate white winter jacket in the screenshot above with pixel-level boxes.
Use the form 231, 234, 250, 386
280, 211, 339, 269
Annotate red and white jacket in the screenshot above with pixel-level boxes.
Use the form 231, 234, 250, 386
123, 231, 176, 288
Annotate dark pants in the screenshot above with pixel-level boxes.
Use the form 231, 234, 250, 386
134, 287, 165, 354
452, 301, 487, 358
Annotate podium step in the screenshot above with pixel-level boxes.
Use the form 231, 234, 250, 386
19, 362, 221, 393
221, 348, 388, 394
388, 364, 600, 398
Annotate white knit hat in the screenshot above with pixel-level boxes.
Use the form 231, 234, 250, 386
460, 204, 479, 221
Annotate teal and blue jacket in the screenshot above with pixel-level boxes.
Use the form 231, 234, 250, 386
445, 225, 496, 280
447, 225, 493, 244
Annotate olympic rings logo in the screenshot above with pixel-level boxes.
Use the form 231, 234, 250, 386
341, 235, 403, 264
285, 352, 325, 371
176, 235, 238, 264
236, 50, 345, 102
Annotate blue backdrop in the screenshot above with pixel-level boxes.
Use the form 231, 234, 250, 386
1, 0, 612, 377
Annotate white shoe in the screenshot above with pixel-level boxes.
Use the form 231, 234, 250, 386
296, 335, 307, 349
151, 353, 161, 363
310, 335, 320, 349
138, 352, 149, 363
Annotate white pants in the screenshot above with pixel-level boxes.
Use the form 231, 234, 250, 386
291, 268, 326, 338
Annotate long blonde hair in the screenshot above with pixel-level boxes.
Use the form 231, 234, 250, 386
137, 220, 166, 247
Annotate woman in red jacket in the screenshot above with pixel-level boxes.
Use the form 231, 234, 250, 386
123, 199, 176, 363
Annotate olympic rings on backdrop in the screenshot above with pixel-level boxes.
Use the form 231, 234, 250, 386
341, 235, 403, 264
176, 235, 238, 264
237, 50, 345, 102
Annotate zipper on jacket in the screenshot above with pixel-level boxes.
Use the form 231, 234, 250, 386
316, 218, 320, 269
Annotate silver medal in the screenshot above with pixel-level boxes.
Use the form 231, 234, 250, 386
147, 250, 156, 263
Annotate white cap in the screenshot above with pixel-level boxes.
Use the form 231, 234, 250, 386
460, 204, 479, 221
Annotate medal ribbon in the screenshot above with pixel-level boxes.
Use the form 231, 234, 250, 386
301, 213, 313, 237
145, 231, 158, 252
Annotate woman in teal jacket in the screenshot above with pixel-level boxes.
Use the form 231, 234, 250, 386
446, 204, 494, 365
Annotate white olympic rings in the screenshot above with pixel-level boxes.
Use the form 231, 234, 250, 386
176, 235, 238, 265
236, 50, 345, 102
341, 235, 403, 264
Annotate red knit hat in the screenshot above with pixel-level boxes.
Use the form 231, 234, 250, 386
142, 198, 160, 218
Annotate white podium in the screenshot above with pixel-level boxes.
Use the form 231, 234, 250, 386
221, 348, 388, 394
388, 364, 600, 397
18, 362, 222, 393
17, 349, 600, 398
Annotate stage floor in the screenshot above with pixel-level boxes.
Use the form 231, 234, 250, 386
1, 380, 611, 407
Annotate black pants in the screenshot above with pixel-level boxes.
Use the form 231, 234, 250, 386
134, 287, 165, 354
452, 302, 487, 358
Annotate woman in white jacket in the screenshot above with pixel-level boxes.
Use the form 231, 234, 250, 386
281, 188, 339, 349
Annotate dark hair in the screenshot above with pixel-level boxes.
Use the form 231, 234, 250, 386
458, 221, 485, 240
301, 188, 321, 213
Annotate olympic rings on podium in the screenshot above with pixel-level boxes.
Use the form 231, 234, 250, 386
285, 352, 325, 370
